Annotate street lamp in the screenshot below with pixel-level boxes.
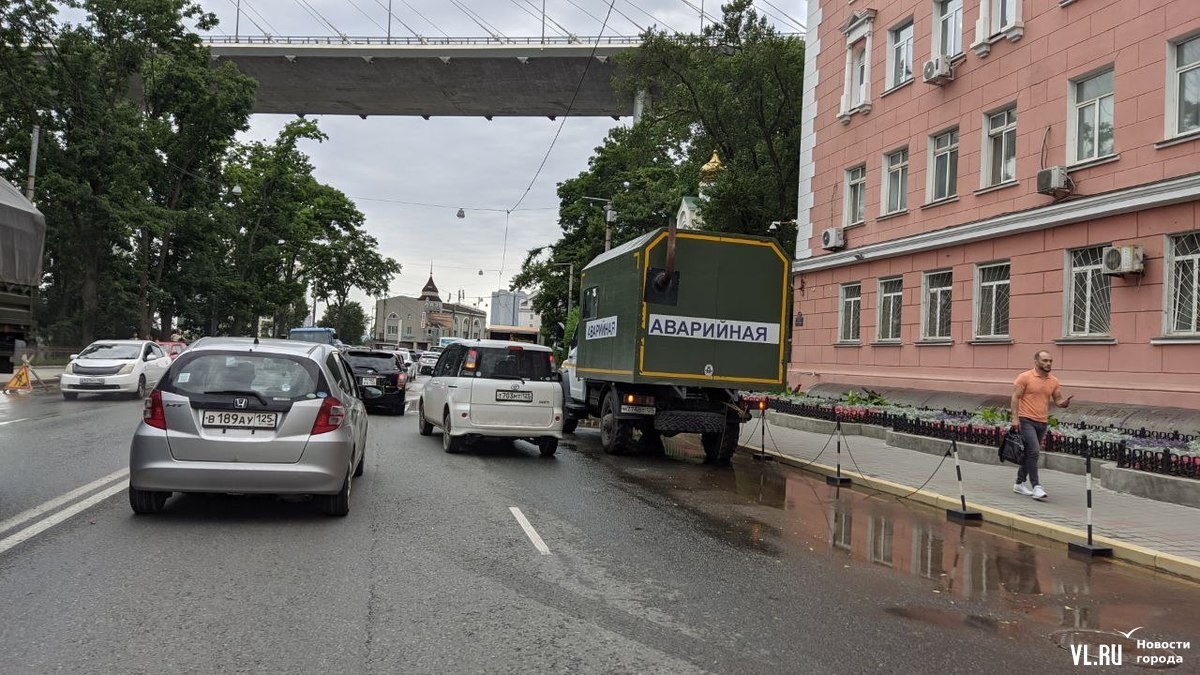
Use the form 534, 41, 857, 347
580, 193, 621, 251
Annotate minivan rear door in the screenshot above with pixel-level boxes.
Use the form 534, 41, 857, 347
465, 346, 560, 429
159, 352, 324, 463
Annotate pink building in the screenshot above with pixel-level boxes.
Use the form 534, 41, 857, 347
791, 0, 1200, 409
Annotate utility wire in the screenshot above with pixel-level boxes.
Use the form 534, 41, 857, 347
241, 0, 282, 35
676, 0, 721, 27
295, 0, 343, 37
604, 1, 645, 34
622, 0, 677, 33
508, 0, 617, 212
448, 0, 507, 40
346, 0, 389, 34
367, 0, 422, 39
353, 195, 556, 212
397, 0, 450, 37
758, 0, 806, 30
508, 0, 571, 38
225, 0, 268, 36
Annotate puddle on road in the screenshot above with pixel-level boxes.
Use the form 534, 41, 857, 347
567, 429, 1200, 662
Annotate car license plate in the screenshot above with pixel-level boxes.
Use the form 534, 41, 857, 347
621, 405, 656, 415
360, 377, 378, 386
495, 390, 533, 402
201, 410, 279, 429
81, 377, 103, 385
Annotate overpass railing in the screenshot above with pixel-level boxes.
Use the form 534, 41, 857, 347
200, 35, 645, 47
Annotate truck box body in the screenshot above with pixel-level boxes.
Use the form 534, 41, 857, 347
0, 179, 46, 371
576, 228, 789, 391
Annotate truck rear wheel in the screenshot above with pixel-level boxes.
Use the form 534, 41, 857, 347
599, 391, 630, 455
701, 421, 740, 464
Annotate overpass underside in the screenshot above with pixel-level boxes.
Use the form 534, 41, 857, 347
210, 44, 635, 118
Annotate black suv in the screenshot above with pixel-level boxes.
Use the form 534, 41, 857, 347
344, 350, 407, 415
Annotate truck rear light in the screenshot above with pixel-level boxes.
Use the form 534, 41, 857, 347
624, 393, 655, 406
311, 396, 345, 434
143, 389, 166, 429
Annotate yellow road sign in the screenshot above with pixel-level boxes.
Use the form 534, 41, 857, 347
4, 366, 32, 392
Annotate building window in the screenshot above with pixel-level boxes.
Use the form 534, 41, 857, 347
833, 510, 852, 550
877, 278, 903, 342
930, 129, 959, 202
976, 262, 1010, 338
882, 149, 908, 214
1169, 34, 1200, 137
838, 10, 876, 122
923, 270, 953, 339
839, 283, 862, 342
851, 45, 868, 107
846, 165, 867, 225
992, 0, 1018, 33
386, 325, 398, 336
1169, 232, 1200, 335
984, 107, 1017, 186
935, 0, 963, 57
1067, 247, 1111, 336
915, 526, 945, 579
1070, 69, 1115, 163
869, 516, 894, 566
888, 20, 914, 88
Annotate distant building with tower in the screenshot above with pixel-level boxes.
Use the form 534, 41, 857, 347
373, 274, 485, 349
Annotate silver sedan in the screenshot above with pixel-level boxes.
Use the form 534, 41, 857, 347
128, 337, 382, 516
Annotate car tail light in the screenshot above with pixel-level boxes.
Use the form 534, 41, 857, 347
396, 372, 406, 385
464, 349, 478, 370
143, 389, 166, 429
311, 396, 346, 435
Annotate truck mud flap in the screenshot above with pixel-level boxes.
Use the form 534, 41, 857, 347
654, 410, 726, 434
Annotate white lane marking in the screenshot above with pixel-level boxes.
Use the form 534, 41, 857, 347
509, 506, 551, 555
0, 468, 129, 537
0, 418, 28, 426
0, 480, 127, 556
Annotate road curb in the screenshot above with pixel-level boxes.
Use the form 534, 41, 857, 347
738, 445, 1200, 584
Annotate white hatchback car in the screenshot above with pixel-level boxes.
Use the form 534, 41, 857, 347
417, 340, 563, 456
61, 340, 173, 400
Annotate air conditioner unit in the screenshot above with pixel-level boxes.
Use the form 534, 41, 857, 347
1036, 166, 1071, 195
1101, 245, 1144, 276
822, 227, 846, 251
922, 56, 954, 85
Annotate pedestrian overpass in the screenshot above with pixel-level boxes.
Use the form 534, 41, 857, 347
206, 36, 641, 118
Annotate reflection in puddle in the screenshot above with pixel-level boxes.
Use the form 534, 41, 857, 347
628, 444, 1200, 648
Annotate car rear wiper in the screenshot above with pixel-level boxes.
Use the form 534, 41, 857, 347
203, 390, 267, 405
490, 375, 528, 384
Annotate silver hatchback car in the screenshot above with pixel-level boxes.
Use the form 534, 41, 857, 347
129, 337, 381, 516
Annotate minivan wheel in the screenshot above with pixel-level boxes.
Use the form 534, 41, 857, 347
442, 412, 462, 454
324, 472, 351, 517
132, 375, 146, 400
129, 487, 169, 514
537, 437, 558, 457
417, 399, 433, 436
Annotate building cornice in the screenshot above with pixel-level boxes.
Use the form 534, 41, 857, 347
792, 173, 1200, 273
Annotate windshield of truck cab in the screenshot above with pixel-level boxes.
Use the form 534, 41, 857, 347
470, 347, 555, 381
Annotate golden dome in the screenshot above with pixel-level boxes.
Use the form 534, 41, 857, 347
700, 151, 722, 182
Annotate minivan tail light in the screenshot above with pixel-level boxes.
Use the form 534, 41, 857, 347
311, 396, 346, 434
143, 389, 166, 429
464, 349, 478, 370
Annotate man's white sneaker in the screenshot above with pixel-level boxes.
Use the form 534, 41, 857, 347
1031, 486, 1048, 500
1013, 483, 1034, 496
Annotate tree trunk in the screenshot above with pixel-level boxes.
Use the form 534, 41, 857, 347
80, 258, 98, 346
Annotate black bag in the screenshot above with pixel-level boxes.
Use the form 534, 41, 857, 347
998, 429, 1025, 465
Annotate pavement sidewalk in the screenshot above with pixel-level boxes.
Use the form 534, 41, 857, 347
736, 410, 1200, 581
1, 365, 64, 390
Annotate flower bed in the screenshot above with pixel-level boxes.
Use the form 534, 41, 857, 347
759, 393, 1200, 479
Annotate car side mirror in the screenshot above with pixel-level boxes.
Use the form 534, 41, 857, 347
144, 354, 154, 361
69, 353, 79, 360
420, 366, 434, 376
361, 385, 384, 400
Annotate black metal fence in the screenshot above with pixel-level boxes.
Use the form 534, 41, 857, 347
766, 398, 1199, 480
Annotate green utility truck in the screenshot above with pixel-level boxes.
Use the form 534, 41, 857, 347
0, 180, 46, 374
560, 227, 790, 462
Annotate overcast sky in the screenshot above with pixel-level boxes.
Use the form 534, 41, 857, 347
194, 0, 806, 327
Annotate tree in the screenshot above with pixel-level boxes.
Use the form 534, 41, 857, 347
319, 302, 368, 345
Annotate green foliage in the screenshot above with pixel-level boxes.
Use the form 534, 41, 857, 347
319, 301, 368, 345
843, 389, 888, 407
978, 407, 1010, 425
556, 305, 581, 364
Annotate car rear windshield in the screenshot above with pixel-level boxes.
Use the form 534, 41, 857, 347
79, 343, 140, 360
472, 348, 555, 381
164, 353, 321, 401
345, 352, 400, 373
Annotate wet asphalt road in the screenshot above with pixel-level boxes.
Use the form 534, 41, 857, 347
2, 386, 1199, 673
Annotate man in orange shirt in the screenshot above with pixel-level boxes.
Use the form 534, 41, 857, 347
1010, 350, 1073, 500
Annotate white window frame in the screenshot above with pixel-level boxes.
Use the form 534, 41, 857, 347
838, 10, 876, 122
877, 277, 904, 342
922, 270, 953, 340
932, 0, 963, 59
839, 282, 862, 343
1064, 246, 1112, 337
882, 148, 909, 215
974, 262, 1011, 338
845, 165, 867, 226
868, 516, 894, 567
887, 19, 914, 90
1166, 32, 1200, 139
971, 0, 1024, 56
1166, 231, 1200, 336
1067, 67, 1116, 165
982, 106, 1017, 187
928, 128, 959, 203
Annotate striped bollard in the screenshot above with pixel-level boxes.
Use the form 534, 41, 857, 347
946, 438, 982, 523
826, 419, 852, 486
1068, 446, 1114, 559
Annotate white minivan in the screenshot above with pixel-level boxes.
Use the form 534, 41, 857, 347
417, 340, 563, 456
